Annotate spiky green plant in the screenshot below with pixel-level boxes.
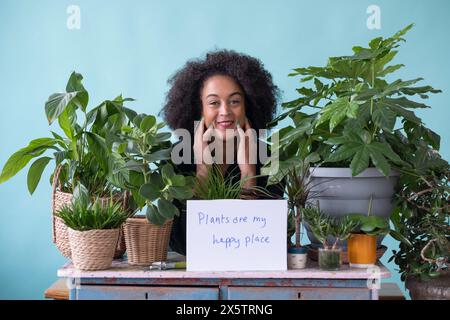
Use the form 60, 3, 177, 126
56, 184, 130, 231
303, 206, 359, 249
194, 165, 273, 200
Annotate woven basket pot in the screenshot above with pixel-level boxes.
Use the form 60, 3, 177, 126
68, 228, 120, 271
51, 166, 128, 259
123, 216, 173, 266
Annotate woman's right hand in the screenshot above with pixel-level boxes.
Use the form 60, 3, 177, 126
193, 118, 213, 180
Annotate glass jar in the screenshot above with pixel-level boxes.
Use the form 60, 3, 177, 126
318, 248, 341, 271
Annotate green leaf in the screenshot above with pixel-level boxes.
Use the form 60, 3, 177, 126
329, 108, 347, 133
423, 127, 440, 150
382, 100, 421, 124
45, 92, 78, 125
146, 204, 166, 225
72, 183, 89, 208
171, 175, 186, 187
144, 149, 172, 162
386, 97, 430, 109
369, 142, 403, 163
130, 188, 146, 208
58, 104, 77, 139
369, 150, 390, 176
154, 132, 172, 143
379, 64, 404, 77
85, 132, 109, 171
377, 78, 423, 98
65, 72, 89, 111
139, 183, 161, 201
122, 107, 138, 122
390, 229, 413, 247
140, 115, 156, 132
372, 105, 396, 132
161, 163, 175, 185
327, 144, 361, 163
132, 114, 145, 128
316, 98, 358, 132
122, 160, 143, 172
157, 198, 179, 219
168, 186, 193, 200
350, 149, 370, 176
0, 138, 57, 184
27, 157, 52, 194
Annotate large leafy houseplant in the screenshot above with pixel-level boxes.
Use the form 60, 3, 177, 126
112, 114, 195, 225
264, 24, 442, 179
0, 72, 135, 197
262, 24, 449, 290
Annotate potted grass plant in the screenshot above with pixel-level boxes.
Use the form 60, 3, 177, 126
192, 161, 276, 201
263, 24, 444, 249
56, 184, 130, 271
0, 72, 136, 258
303, 206, 359, 270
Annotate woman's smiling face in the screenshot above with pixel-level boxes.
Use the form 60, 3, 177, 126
200, 75, 246, 140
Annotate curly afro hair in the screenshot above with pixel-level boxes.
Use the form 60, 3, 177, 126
160, 49, 280, 137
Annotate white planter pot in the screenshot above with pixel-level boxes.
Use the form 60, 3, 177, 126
306, 167, 399, 248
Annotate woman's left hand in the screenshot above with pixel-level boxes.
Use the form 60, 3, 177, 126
236, 117, 257, 188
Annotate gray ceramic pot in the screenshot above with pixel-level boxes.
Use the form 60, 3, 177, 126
306, 167, 399, 249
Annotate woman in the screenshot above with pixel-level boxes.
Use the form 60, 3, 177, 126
161, 49, 283, 255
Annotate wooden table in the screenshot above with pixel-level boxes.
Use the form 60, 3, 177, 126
57, 253, 391, 300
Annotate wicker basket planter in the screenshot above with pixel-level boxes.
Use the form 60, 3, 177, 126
51, 166, 128, 259
123, 216, 173, 266
68, 228, 120, 271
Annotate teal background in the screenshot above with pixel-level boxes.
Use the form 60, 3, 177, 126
0, 0, 449, 299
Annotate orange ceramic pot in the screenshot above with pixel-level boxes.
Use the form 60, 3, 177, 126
347, 233, 377, 268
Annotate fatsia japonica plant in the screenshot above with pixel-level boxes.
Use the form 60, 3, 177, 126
0, 72, 135, 196
261, 24, 449, 283
264, 24, 444, 180
113, 114, 195, 225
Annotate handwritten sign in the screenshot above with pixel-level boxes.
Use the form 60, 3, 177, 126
186, 200, 288, 271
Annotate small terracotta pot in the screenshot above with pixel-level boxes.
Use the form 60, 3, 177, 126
348, 233, 377, 268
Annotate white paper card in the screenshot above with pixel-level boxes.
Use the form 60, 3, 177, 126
186, 199, 288, 271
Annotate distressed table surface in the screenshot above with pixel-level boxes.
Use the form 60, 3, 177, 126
57, 252, 390, 280
58, 252, 391, 300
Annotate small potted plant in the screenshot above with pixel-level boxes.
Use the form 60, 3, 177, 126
284, 163, 315, 269
346, 197, 390, 268
56, 184, 130, 271
303, 206, 358, 270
